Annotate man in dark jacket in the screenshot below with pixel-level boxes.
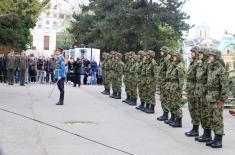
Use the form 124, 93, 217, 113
73, 58, 82, 87
6, 51, 16, 85
18, 52, 28, 86
0, 54, 7, 83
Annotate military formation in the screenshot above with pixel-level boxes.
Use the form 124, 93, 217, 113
101, 46, 228, 149
0, 50, 27, 86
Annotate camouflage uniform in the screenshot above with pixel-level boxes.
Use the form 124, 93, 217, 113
129, 54, 139, 106
157, 46, 170, 121
136, 51, 146, 110
185, 47, 200, 136
142, 50, 158, 114
164, 50, 175, 124
110, 52, 124, 99
168, 52, 185, 128
206, 50, 228, 148
101, 53, 111, 95
122, 52, 133, 103
194, 48, 212, 142
109, 51, 117, 97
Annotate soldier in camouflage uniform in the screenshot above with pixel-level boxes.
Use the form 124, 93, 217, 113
129, 53, 139, 106
168, 52, 185, 127
109, 51, 117, 98
205, 49, 228, 148
110, 52, 124, 99
164, 49, 175, 124
136, 51, 146, 111
122, 52, 133, 104
194, 48, 212, 142
157, 46, 171, 121
101, 52, 110, 95
141, 50, 158, 114
185, 46, 200, 136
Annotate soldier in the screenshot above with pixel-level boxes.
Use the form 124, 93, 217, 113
194, 48, 212, 142
110, 52, 124, 99
136, 51, 146, 111
164, 49, 175, 124
109, 51, 117, 98
142, 50, 158, 114
122, 52, 132, 104
18, 52, 28, 86
101, 52, 110, 95
169, 52, 185, 127
6, 50, 16, 85
185, 46, 200, 136
129, 53, 139, 106
54, 48, 66, 105
205, 49, 228, 148
157, 46, 171, 121
0, 54, 7, 83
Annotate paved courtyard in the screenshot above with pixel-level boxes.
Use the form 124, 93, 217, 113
0, 83, 235, 155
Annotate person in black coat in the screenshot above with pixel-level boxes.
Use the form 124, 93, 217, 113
73, 58, 82, 87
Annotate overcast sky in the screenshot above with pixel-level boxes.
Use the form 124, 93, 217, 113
182, 0, 235, 39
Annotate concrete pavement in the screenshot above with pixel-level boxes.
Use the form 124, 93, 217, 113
0, 83, 235, 155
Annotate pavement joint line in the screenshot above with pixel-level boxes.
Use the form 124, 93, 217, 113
0, 107, 135, 155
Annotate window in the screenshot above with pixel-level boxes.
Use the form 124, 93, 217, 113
46, 12, 50, 17
59, 14, 65, 19
44, 36, 50, 50
54, 5, 57, 10
46, 20, 50, 25
38, 24, 42, 29
53, 21, 57, 28
66, 15, 72, 19
53, 13, 57, 18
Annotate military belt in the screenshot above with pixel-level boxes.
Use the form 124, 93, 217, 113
170, 79, 179, 83
208, 87, 220, 91
187, 80, 196, 83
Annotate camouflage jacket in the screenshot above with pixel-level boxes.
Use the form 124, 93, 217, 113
186, 59, 198, 92
114, 60, 124, 79
207, 61, 228, 103
129, 60, 139, 82
158, 56, 169, 85
141, 59, 158, 84
169, 62, 185, 92
123, 61, 132, 82
195, 60, 209, 96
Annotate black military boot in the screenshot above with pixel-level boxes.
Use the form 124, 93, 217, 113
109, 92, 117, 98
136, 101, 145, 111
171, 117, 182, 128
103, 89, 110, 95
196, 129, 212, 142
146, 104, 155, 114
164, 113, 175, 124
114, 92, 121, 99
122, 95, 130, 103
157, 111, 169, 121
185, 125, 199, 137
211, 135, 223, 148
206, 134, 217, 146
143, 103, 150, 113
101, 89, 107, 94
130, 97, 137, 106
56, 101, 64, 105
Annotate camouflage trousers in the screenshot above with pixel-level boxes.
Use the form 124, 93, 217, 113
207, 91, 224, 135
160, 84, 169, 112
103, 72, 110, 90
138, 83, 145, 102
164, 82, 172, 112
208, 102, 224, 135
195, 96, 211, 129
112, 77, 122, 93
130, 80, 138, 98
170, 83, 183, 117
187, 90, 200, 125
142, 80, 156, 105
124, 80, 131, 96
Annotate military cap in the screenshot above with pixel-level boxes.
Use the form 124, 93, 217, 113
191, 46, 200, 53
116, 52, 122, 58
147, 50, 155, 58
138, 50, 145, 55
198, 48, 209, 56
208, 48, 221, 58
172, 52, 183, 60
160, 46, 169, 53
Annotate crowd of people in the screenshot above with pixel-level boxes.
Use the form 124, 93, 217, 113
0, 51, 102, 86
100, 46, 228, 149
